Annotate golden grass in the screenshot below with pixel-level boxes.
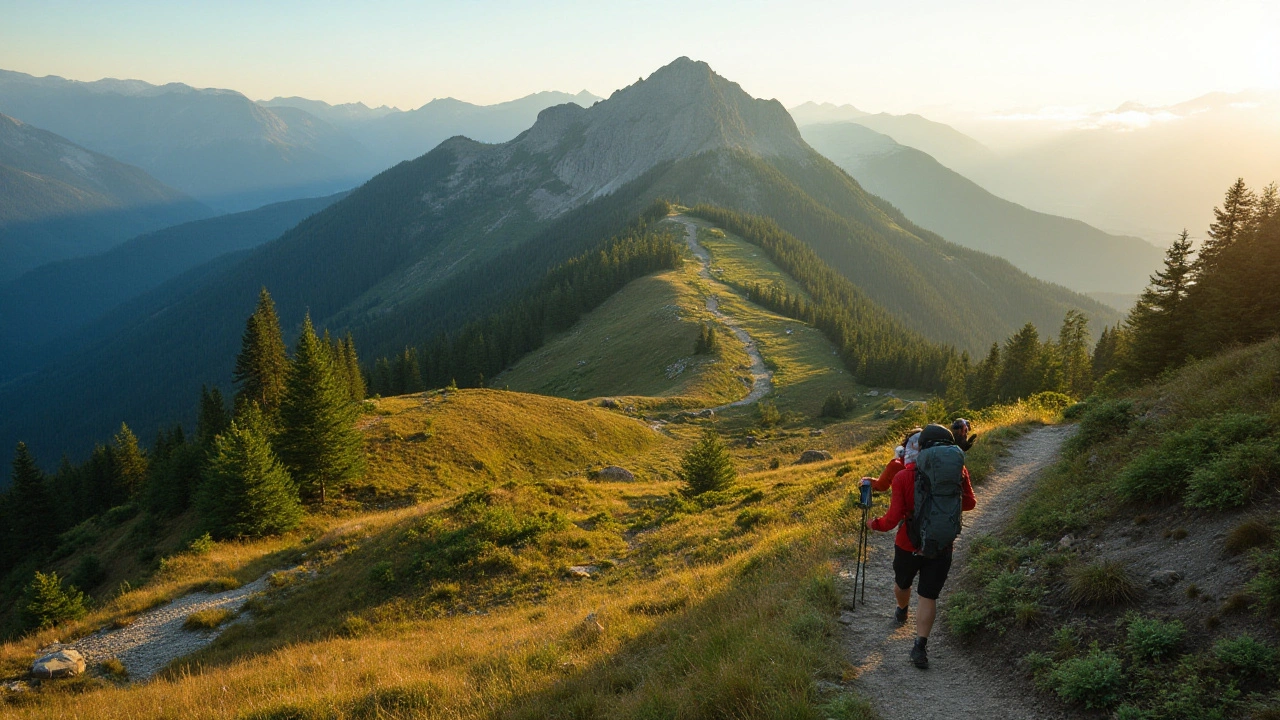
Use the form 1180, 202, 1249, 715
182, 608, 233, 631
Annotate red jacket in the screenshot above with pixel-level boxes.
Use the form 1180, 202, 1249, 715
872, 457, 904, 492
870, 462, 976, 553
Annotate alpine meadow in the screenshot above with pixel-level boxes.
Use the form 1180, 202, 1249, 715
1, 5, 1278, 719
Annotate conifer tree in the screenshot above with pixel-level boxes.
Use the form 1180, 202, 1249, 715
1126, 231, 1195, 378
198, 405, 302, 538
943, 354, 970, 411
1091, 326, 1125, 381
1197, 179, 1255, 274
233, 288, 290, 416
111, 423, 148, 501
197, 386, 231, 446
342, 334, 366, 401
998, 323, 1043, 401
970, 343, 1001, 407
22, 571, 87, 630
1058, 310, 1093, 398
679, 428, 736, 496
277, 316, 364, 504
372, 357, 393, 397
9, 443, 54, 558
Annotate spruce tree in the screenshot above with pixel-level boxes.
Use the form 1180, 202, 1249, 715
111, 423, 148, 501
1058, 310, 1093, 398
9, 443, 54, 558
233, 288, 290, 417
679, 428, 736, 496
943, 354, 970, 411
970, 343, 1001, 407
1126, 231, 1195, 378
1091, 326, 1124, 381
998, 323, 1044, 401
277, 316, 364, 504
22, 571, 87, 630
342, 334, 365, 401
197, 386, 231, 446
198, 405, 302, 538
1197, 179, 1255, 274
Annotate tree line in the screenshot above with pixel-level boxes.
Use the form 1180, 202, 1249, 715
368, 203, 683, 395
0, 289, 367, 632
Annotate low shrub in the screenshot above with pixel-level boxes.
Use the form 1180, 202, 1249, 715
1213, 635, 1277, 679
369, 560, 396, 587
1065, 399, 1134, 454
183, 607, 234, 630
187, 532, 216, 555
71, 554, 107, 590
945, 590, 987, 637
1067, 560, 1142, 607
734, 507, 777, 530
199, 576, 242, 593
1047, 647, 1125, 709
1247, 544, 1280, 616
1186, 439, 1280, 509
1125, 615, 1185, 661
100, 657, 127, 678
22, 571, 88, 629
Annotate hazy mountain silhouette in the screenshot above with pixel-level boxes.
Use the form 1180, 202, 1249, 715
791, 103, 993, 171
0, 69, 371, 211
0, 57, 1117, 464
0, 192, 346, 377
0, 113, 209, 281
801, 121, 1163, 293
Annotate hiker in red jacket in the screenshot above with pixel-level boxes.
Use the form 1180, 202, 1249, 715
868, 425, 976, 668
865, 427, 921, 492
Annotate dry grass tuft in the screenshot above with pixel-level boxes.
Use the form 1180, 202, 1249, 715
99, 657, 127, 678
183, 608, 234, 631
1225, 517, 1275, 555
1066, 560, 1142, 607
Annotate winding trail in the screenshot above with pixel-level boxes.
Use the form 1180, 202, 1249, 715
838, 424, 1075, 720
66, 574, 269, 681
675, 217, 773, 412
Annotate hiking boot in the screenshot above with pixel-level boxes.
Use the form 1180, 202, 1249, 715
910, 637, 929, 669
894, 605, 909, 624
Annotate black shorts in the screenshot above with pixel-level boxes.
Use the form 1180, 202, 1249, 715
893, 545, 954, 600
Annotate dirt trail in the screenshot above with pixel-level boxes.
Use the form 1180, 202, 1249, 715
65, 574, 269, 681
838, 424, 1074, 720
675, 217, 773, 411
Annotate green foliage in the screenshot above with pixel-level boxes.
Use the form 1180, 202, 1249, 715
1116, 413, 1272, 504
756, 400, 781, 428
233, 288, 291, 416
1213, 635, 1277, 678
694, 323, 719, 355
4, 442, 54, 568
1248, 544, 1280, 616
197, 385, 232, 446
70, 554, 107, 591
277, 315, 364, 504
821, 391, 854, 418
183, 607, 234, 630
1065, 398, 1133, 454
1066, 560, 1141, 607
679, 428, 737, 496
197, 406, 302, 539
1046, 647, 1125, 709
1125, 615, 1185, 661
22, 570, 87, 630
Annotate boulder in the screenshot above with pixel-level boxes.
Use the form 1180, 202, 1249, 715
31, 649, 85, 679
797, 450, 833, 464
1058, 534, 1076, 549
809, 429, 825, 437
745, 436, 759, 448
600, 398, 619, 409
567, 565, 598, 579
595, 466, 635, 482
1149, 570, 1182, 588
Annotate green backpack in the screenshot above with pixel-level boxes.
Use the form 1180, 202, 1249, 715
907, 425, 966, 558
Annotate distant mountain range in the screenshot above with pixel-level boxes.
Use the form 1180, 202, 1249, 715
0, 57, 1118, 465
0, 192, 346, 379
801, 121, 1163, 293
791, 102, 993, 171
0, 112, 209, 281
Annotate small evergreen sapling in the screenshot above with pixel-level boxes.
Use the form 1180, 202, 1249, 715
679, 428, 736, 496
198, 405, 302, 539
22, 571, 87, 630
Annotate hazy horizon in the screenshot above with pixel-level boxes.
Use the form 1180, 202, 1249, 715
3, 1, 1277, 119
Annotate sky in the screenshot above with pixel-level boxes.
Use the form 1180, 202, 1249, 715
1, 0, 1278, 116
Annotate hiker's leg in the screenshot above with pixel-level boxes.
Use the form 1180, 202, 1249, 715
894, 581, 911, 609
915, 597, 937, 637
892, 547, 920, 611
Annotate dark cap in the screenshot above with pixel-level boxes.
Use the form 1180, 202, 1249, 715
951, 418, 971, 433
919, 423, 955, 449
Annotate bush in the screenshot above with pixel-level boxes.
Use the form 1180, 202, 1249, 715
1125, 615, 1185, 661
1225, 517, 1275, 555
757, 401, 781, 428
734, 507, 777, 530
1247, 545, 1280, 616
679, 428, 736, 496
1186, 439, 1280, 510
187, 532, 216, 555
369, 560, 396, 587
183, 607, 234, 630
1062, 401, 1089, 420
71, 555, 107, 590
1047, 647, 1125, 709
100, 657, 127, 678
1066, 399, 1133, 454
1213, 635, 1277, 678
22, 571, 88, 630
821, 391, 851, 418
945, 591, 987, 637
1027, 391, 1072, 412
1067, 560, 1142, 607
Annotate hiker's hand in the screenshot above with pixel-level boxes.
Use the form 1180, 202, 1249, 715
866, 517, 876, 530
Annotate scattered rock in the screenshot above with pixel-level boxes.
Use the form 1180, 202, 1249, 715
697, 409, 715, 418
809, 429, 825, 437
31, 648, 85, 679
594, 466, 634, 482
600, 398, 619, 409
1058, 534, 1076, 549
567, 565, 598, 579
865, 390, 880, 397
797, 450, 833, 464
1149, 570, 1182, 588
2, 680, 31, 693
838, 612, 855, 625
745, 436, 759, 448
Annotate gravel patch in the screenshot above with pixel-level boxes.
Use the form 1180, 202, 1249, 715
838, 424, 1076, 720
68, 574, 269, 681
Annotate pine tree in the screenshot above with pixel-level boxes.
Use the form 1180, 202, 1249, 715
342, 334, 366, 401
1198, 179, 1255, 273
196, 385, 231, 447
111, 423, 148, 501
277, 316, 364, 504
998, 323, 1043, 401
679, 428, 736, 496
1126, 231, 1195, 378
197, 405, 302, 538
943, 354, 970, 411
1058, 310, 1093, 398
21, 571, 87, 630
233, 288, 290, 416
9, 443, 54, 558
970, 343, 1001, 407
1091, 326, 1125, 381
372, 357, 393, 396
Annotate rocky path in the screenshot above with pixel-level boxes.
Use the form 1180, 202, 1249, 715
67, 574, 269, 681
675, 217, 773, 411
838, 424, 1075, 720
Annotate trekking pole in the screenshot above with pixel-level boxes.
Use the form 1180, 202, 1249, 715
851, 478, 873, 609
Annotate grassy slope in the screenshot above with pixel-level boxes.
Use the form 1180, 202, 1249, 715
948, 338, 1280, 717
